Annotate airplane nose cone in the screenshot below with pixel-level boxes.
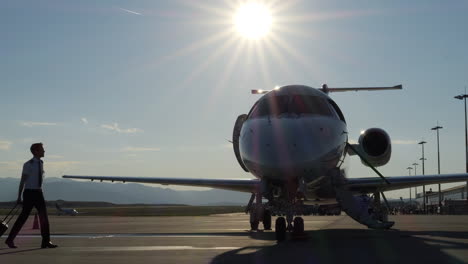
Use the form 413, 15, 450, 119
240, 117, 346, 175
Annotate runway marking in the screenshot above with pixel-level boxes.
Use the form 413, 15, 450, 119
197, 229, 248, 231
73, 246, 241, 251
17, 234, 235, 238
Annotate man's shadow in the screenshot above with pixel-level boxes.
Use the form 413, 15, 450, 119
0, 248, 42, 255
211, 228, 468, 264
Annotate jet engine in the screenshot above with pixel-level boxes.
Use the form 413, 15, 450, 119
353, 128, 392, 167
232, 114, 249, 172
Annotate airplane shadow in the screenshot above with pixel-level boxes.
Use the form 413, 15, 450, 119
211, 229, 468, 264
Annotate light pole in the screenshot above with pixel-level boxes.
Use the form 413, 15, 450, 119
431, 124, 443, 206
407, 167, 413, 204
413, 162, 418, 204
454, 93, 468, 200
419, 140, 427, 213
420, 157, 427, 211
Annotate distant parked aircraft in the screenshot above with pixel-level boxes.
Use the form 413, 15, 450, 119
56, 203, 78, 216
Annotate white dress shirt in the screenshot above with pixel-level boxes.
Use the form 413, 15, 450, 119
22, 157, 43, 190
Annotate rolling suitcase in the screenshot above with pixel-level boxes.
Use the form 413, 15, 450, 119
1, 204, 20, 238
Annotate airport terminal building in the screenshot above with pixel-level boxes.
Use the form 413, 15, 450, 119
415, 184, 468, 214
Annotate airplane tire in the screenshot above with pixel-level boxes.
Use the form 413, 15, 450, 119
263, 210, 272, 230
275, 217, 286, 242
293, 217, 304, 235
250, 221, 259, 231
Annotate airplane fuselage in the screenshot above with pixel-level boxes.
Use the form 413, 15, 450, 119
238, 85, 348, 201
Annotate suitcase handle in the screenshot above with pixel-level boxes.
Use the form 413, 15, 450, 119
5, 206, 21, 224
2, 203, 19, 223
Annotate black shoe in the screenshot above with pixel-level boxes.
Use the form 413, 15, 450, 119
41, 241, 58, 249
5, 240, 17, 249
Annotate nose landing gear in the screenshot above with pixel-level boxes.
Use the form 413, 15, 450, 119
247, 188, 307, 242
275, 216, 305, 242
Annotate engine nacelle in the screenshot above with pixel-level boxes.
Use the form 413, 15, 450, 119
232, 114, 249, 172
353, 128, 392, 167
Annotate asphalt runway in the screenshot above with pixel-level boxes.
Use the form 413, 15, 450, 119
1, 214, 468, 263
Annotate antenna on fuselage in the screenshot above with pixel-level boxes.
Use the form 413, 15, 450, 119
320, 84, 402, 94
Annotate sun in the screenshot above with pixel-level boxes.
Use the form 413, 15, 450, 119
234, 2, 273, 40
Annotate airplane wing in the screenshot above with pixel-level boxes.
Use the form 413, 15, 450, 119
325, 85, 402, 93
347, 173, 468, 193
64, 173, 468, 195
62, 175, 259, 193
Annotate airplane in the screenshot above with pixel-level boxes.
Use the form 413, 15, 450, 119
63, 84, 468, 241
56, 203, 78, 216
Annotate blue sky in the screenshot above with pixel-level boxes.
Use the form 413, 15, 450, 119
1, 0, 468, 199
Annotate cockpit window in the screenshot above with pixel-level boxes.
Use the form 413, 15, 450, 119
248, 95, 339, 119
249, 95, 289, 118
290, 95, 333, 116
328, 99, 346, 123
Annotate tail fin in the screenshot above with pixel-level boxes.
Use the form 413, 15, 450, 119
321, 84, 402, 94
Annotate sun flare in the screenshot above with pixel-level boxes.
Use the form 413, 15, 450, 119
234, 2, 273, 39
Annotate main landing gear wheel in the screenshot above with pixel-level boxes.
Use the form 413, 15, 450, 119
250, 220, 259, 231
292, 217, 304, 236
275, 217, 287, 242
249, 207, 259, 231
263, 210, 272, 230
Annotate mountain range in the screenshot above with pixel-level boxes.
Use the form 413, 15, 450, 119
0, 177, 249, 205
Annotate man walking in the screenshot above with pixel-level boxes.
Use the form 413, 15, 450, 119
5, 143, 57, 248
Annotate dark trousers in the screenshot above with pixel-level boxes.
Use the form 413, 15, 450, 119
6, 189, 50, 242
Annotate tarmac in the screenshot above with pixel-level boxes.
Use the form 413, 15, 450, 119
1, 213, 468, 264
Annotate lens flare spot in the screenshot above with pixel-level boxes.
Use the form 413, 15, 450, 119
234, 2, 273, 39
